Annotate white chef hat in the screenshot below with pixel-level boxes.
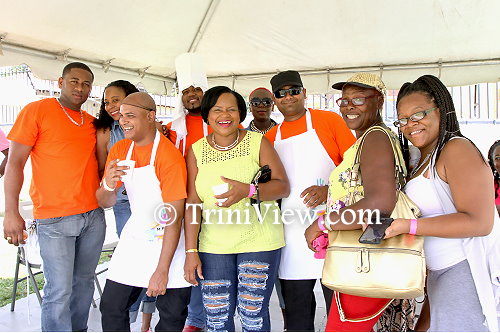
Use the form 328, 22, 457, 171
171, 53, 208, 151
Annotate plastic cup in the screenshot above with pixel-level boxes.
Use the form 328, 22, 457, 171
212, 183, 229, 205
117, 160, 136, 183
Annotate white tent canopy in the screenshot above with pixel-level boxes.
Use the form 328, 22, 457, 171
1, 0, 500, 95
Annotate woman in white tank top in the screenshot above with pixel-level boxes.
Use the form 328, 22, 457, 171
385, 75, 500, 332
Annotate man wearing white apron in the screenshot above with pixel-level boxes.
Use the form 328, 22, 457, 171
97, 92, 191, 332
265, 71, 356, 331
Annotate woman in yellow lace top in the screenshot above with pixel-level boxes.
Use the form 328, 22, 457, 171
183, 86, 289, 332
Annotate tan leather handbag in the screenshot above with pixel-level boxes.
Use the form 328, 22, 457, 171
322, 126, 426, 300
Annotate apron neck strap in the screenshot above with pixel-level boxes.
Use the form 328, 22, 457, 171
125, 132, 160, 165
149, 132, 160, 165
276, 109, 312, 141
126, 141, 134, 160
305, 109, 313, 129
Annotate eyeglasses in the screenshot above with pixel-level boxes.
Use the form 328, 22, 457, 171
250, 97, 273, 107
274, 87, 303, 99
336, 95, 378, 107
393, 107, 436, 127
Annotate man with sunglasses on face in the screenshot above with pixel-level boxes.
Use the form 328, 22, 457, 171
246, 87, 278, 134
265, 70, 355, 331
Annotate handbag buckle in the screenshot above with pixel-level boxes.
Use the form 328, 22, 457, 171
355, 249, 362, 273
361, 248, 370, 273
356, 248, 370, 273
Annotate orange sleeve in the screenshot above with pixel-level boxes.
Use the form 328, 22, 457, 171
264, 126, 278, 145
105, 140, 129, 188
157, 139, 187, 202
7, 102, 39, 146
166, 121, 178, 146
325, 111, 356, 158
311, 109, 356, 166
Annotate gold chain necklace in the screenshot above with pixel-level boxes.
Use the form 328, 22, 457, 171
212, 130, 240, 151
250, 120, 275, 134
56, 98, 84, 126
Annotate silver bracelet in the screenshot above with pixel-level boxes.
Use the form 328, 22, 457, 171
102, 178, 116, 192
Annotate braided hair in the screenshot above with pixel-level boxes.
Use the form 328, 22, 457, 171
93, 80, 139, 130
488, 140, 500, 199
396, 75, 465, 169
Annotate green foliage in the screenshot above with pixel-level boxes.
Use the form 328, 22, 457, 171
0, 252, 110, 307
0, 273, 44, 308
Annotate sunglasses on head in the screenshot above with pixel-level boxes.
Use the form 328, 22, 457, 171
393, 107, 436, 127
274, 86, 303, 99
250, 97, 273, 107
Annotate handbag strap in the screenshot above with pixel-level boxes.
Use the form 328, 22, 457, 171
349, 126, 407, 191
334, 291, 394, 323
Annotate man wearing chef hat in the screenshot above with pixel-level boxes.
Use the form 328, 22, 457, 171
166, 53, 210, 158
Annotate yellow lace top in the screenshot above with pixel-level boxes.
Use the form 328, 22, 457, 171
192, 130, 285, 254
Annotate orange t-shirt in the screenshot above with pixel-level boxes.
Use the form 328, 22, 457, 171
106, 134, 187, 203
265, 108, 355, 166
8, 98, 99, 219
167, 114, 212, 156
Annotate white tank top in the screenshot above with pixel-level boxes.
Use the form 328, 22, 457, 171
405, 168, 466, 271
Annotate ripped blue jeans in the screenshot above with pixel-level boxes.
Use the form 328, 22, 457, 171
199, 249, 281, 332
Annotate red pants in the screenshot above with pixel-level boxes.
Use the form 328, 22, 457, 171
325, 293, 390, 332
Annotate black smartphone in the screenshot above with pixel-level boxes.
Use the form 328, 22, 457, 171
358, 217, 394, 244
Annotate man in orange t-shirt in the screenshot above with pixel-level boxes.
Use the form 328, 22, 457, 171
166, 85, 211, 157
265, 70, 356, 331
3, 62, 105, 332
97, 92, 190, 332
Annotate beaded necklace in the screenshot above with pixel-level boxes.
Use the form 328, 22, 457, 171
249, 120, 275, 134
212, 130, 240, 151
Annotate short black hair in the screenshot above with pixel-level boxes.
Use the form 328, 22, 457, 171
62, 62, 94, 81
201, 86, 247, 124
93, 80, 139, 130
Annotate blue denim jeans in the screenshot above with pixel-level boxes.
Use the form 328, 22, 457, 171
37, 207, 106, 332
199, 249, 281, 332
185, 284, 206, 328
113, 194, 131, 237
129, 288, 156, 323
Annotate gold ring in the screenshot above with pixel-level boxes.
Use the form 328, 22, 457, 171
6, 236, 12, 241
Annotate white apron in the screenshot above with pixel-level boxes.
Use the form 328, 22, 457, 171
274, 110, 336, 279
107, 133, 190, 288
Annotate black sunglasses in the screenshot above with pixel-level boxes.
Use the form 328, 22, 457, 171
250, 97, 273, 107
274, 87, 303, 99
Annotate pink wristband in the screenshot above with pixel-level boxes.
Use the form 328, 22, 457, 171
247, 184, 256, 198
317, 215, 326, 231
409, 219, 418, 235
